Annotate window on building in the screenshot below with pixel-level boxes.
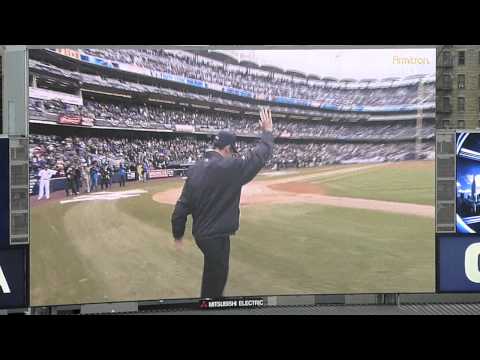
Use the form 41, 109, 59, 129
458, 97, 466, 112
458, 120, 465, 128
443, 74, 451, 88
458, 74, 465, 89
443, 97, 451, 111
443, 119, 450, 128
443, 51, 451, 66
458, 51, 465, 65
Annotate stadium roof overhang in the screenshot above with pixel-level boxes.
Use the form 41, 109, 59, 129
260, 65, 284, 73
285, 70, 306, 78
404, 74, 426, 80
239, 60, 260, 69
381, 77, 401, 82
307, 74, 321, 80
322, 77, 338, 82
188, 50, 239, 65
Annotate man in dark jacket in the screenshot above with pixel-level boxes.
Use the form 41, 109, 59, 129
118, 163, 127, 187
171, 108, 274, 299
74, 166, 82, 194
65, 164, 78, 197
100, 165, 110, 190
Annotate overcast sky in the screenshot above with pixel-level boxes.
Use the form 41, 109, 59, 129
216, 49, 436, 80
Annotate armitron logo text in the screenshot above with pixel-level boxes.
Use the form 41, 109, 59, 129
393, 56, 431, 65
0, 265, 11, 294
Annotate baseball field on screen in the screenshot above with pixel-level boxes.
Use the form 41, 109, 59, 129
30, 160, 435, 306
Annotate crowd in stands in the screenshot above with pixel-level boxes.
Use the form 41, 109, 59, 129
29, 98, 435, 140
29, 57, 435, 122
29, 134, 208, 178
81, 48, 435, 106
265, 142, 434, 168
29, 58, 348, 118
29, 133, 434, 185
28, 50, 437, 197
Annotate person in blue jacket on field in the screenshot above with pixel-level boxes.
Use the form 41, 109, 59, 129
118, 163, 127, 187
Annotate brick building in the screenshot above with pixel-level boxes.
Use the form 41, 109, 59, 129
437, 45, 480, 129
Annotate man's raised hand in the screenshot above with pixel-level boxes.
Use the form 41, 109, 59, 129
259, 107, 273, 132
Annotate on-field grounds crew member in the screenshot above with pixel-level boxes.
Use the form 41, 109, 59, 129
171, 108, 274, 299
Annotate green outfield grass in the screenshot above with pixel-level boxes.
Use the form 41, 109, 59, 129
312, 161, 434, 205
264, 160, 434, 205
121, 200, 434, 297
256, 163, 369, 180
30, 161, 435, 306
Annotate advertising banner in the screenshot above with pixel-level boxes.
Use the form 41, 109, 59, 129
118, 63, 150, 76
156, 72, 208, 89
58, 114, 82, 125
196, 126, 217, 134
118, 63, 138, 74
321, 104, 338, 111
54, 48, 81, 61
29, 87, 84, 106
351, 105, 365, 112
79, 53, 116, 69
175, 124, 195, 133
199, 297, 264, 309
437, 235, 480, 292
149, 169, 174, 179
207, 83, 223, 92
81, 117, 95, 127
0, 248, 28, 309
274, 96, 311, 107
186, 78, 208, 88
223, 87, 255, 99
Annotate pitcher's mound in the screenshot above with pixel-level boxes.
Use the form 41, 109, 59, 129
152, 182, 300, 206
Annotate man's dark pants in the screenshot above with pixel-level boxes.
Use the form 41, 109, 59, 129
119, 175, 126, 187
195, 234, 230, 299
65, 178, 77, 196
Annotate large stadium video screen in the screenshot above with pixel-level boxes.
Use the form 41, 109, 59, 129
28, 48, 436, 306
456, 132, 480, 233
